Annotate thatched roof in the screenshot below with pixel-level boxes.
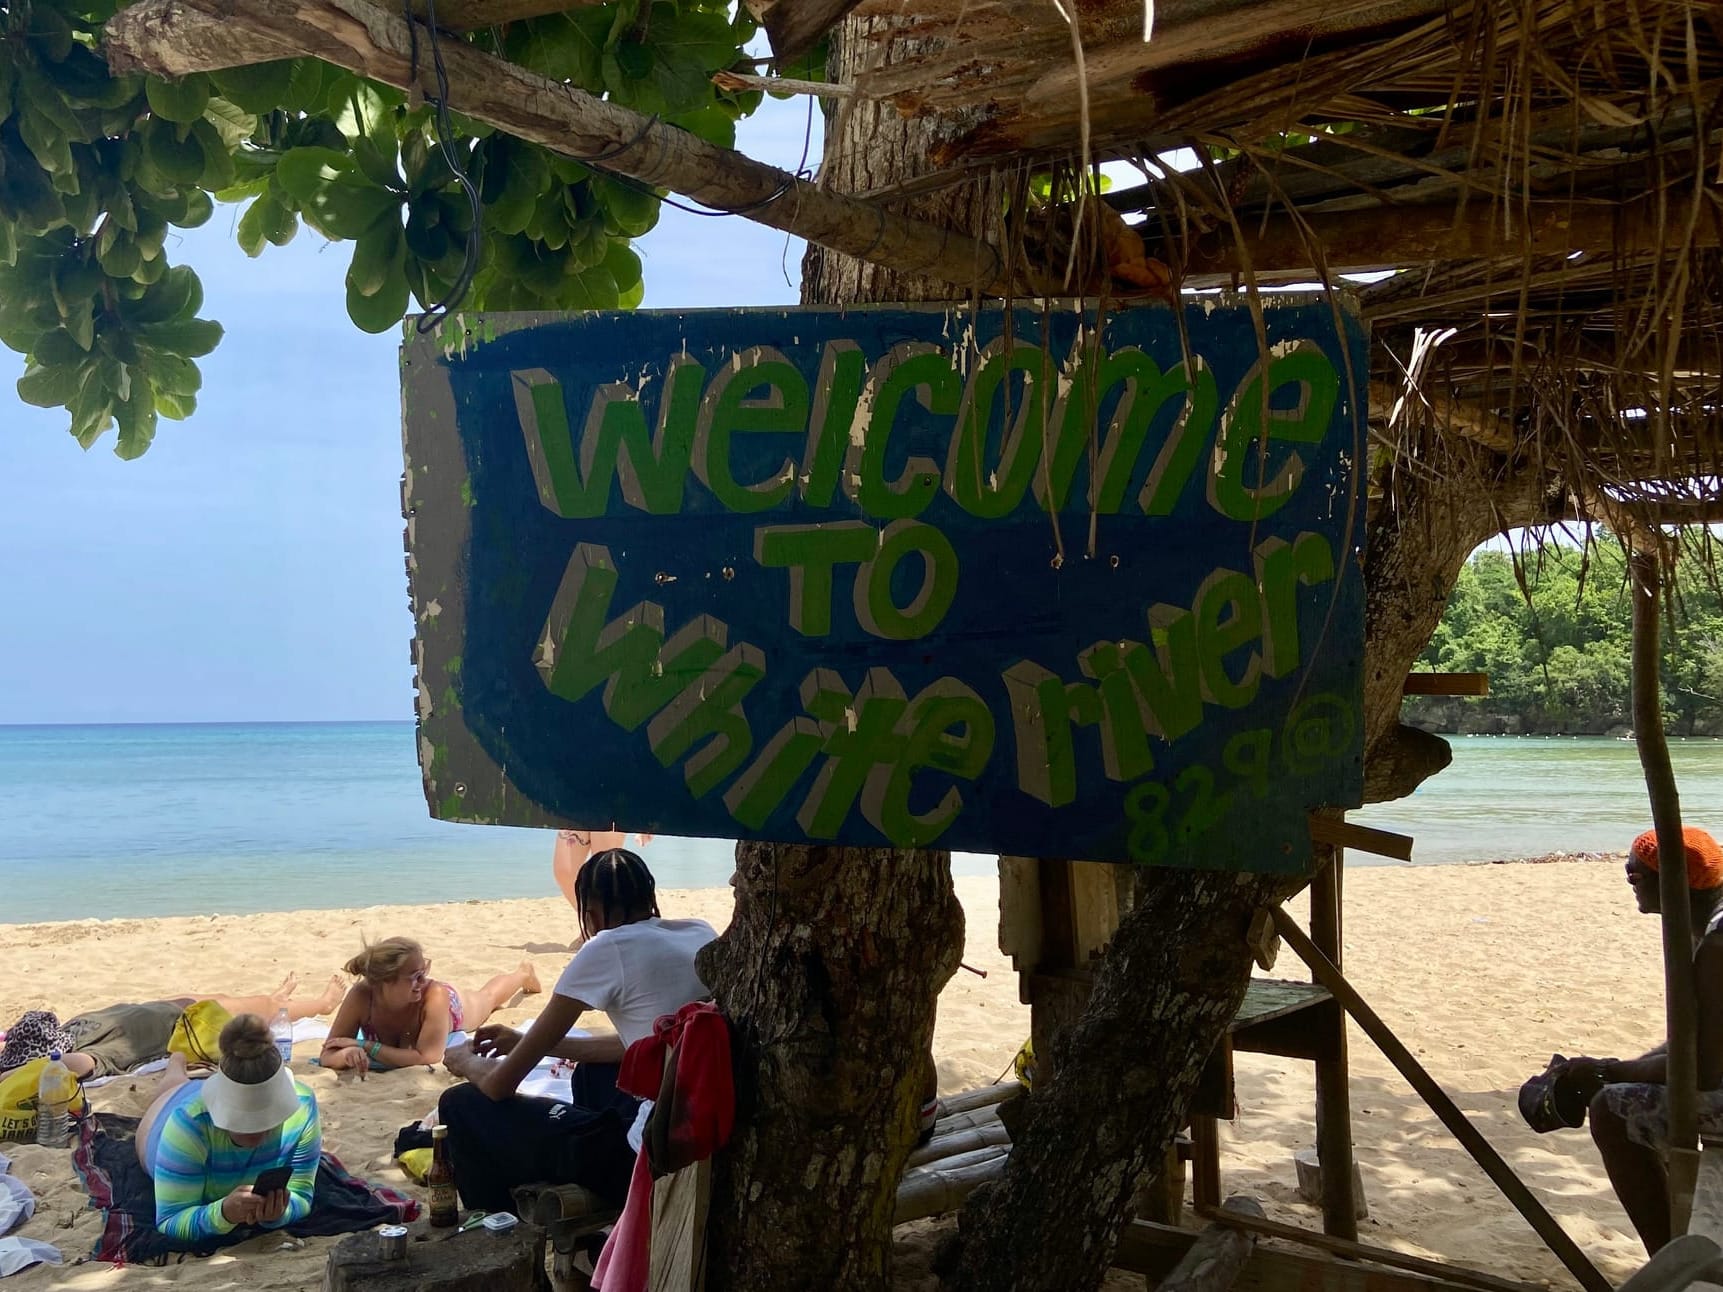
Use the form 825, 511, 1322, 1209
763, 0, 1722, 520
103, 0, 1723, 521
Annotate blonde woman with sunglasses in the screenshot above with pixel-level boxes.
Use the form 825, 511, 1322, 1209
319, 938, 540, 1074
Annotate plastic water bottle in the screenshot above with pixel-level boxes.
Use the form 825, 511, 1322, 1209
35, 1052, 76, 1148
271, 1006, 293, 1067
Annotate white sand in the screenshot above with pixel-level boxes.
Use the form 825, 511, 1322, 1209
0, 861, 1663, 1289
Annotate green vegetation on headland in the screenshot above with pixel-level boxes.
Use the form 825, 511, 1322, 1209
1407, 543, 1723, 737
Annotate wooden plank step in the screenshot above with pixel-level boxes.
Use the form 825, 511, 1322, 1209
1403, 672, 1489, 696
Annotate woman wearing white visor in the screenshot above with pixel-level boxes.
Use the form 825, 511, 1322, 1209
135, 1013, 322, 1243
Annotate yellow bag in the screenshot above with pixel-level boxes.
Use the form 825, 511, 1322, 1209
168, 1000, 232, 1066
397, 1148, 432, 1184
0, 1057, 89, 1142
1012, 1037, 1036, 1092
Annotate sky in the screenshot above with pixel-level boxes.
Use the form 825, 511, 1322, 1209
0, 97, 822, 724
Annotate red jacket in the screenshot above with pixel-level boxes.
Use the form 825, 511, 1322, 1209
594, 1002, 734, 1292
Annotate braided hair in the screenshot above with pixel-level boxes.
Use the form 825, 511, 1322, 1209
574, 848, 661, 940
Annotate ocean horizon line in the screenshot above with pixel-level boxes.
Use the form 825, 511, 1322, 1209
0, 717, 416, 730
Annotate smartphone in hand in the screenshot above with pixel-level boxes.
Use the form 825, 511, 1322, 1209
251, 1165, 293, 1195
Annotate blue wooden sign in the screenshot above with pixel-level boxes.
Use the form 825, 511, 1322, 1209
403, 301, 1367, 872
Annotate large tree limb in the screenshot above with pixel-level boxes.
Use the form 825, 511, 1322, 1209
101, 0, 1026, 296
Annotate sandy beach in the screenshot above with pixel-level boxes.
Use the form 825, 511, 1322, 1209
0, 859, 1665, 1289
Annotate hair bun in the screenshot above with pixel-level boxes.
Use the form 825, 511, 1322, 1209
219, 1013, 277, 1064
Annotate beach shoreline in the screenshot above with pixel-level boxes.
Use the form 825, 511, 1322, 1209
1, 860, 1666, 1289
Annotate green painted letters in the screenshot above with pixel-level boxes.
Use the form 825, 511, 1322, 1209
1255, 531, 1336, 678
645, 643, 767, 797
754, 521, 876, 636
853, 519, 960, 641
946, 341, 1050, 519
512, 360, 705, 518
1208, 342, 1339, 522
1192, 567, 1264, 708
692, 346, 808, 513
536, 543, 726, 729
864, 681, 995, 846
847, 345, 957, 520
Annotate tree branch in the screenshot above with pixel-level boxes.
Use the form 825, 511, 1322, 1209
101, 0, 1030, 296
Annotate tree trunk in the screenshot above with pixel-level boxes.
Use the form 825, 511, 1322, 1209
941, 449, 1563, 1292
699, 843, 962, 1290
697, 15, 995, 1291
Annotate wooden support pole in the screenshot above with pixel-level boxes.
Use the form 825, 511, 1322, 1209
1154, 1195, 1265, 1292
1271, 907, 1613, 1292
100, 0, 1026, 297
1402, 673, 1491, 697
1310, 854, 1360, 1241
1632, 546, 1701, 1235
1191, 1114, 1223, 1211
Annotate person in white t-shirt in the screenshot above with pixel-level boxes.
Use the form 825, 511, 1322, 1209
439, 849, 715, 1211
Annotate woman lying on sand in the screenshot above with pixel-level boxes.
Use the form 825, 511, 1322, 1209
0, 974, 345, 1080
319, 937, 540, 1073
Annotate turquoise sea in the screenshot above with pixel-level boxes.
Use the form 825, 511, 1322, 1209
1, 723, 1720, 924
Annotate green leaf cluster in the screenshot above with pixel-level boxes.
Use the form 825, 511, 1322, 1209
1410, 543, 1723, 735
0, 0, 760, 454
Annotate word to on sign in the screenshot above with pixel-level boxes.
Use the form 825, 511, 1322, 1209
402, 302, 1367, 871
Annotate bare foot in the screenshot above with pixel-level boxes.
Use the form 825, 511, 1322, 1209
162, 1052, 188, 1084
520, 961, 542, 995
272, 973, 300, 1000
313, 974, 345, 1015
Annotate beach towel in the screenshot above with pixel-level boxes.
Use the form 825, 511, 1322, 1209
0, 1176, 32, 1237
72, 1113, 417, 1266
593, 1003, 733, 1292
0, 1237, 62, 1277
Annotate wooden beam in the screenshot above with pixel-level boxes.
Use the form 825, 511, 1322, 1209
1190, 1114, 1222, 1210
1402, 672, 1490, 696
893, 1151, 1008, 1224
100, 0, 1024, 297
1308, 816, 1413, 862
1272, 907, 1614, 1292
711, 69, 851, 99
752, 0, 861, 61
1114, 1218, 1522, 1292
1158, 1196, 1264, 1292
1019, 0, 1447, 118
1310, 855, 1358, 1240
1177, 195, 1720, 283
1369, 378, 1517, 455
938, 1082, 1019, 1117
1190, 1205, 1546, 1292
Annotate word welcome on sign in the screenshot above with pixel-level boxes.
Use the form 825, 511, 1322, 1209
402, 302, 1367, 871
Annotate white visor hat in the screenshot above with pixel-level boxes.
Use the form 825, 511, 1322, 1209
200, 1066, 300, 1134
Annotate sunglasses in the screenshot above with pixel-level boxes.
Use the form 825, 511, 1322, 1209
406, 961, 432, 987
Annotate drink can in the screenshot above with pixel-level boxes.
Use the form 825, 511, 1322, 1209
377, 1224, 408, 1260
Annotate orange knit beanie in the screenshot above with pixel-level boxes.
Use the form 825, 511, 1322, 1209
1630, 826, 1723, 890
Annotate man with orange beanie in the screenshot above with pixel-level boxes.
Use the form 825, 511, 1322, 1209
1570, 825, 1723, 1254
